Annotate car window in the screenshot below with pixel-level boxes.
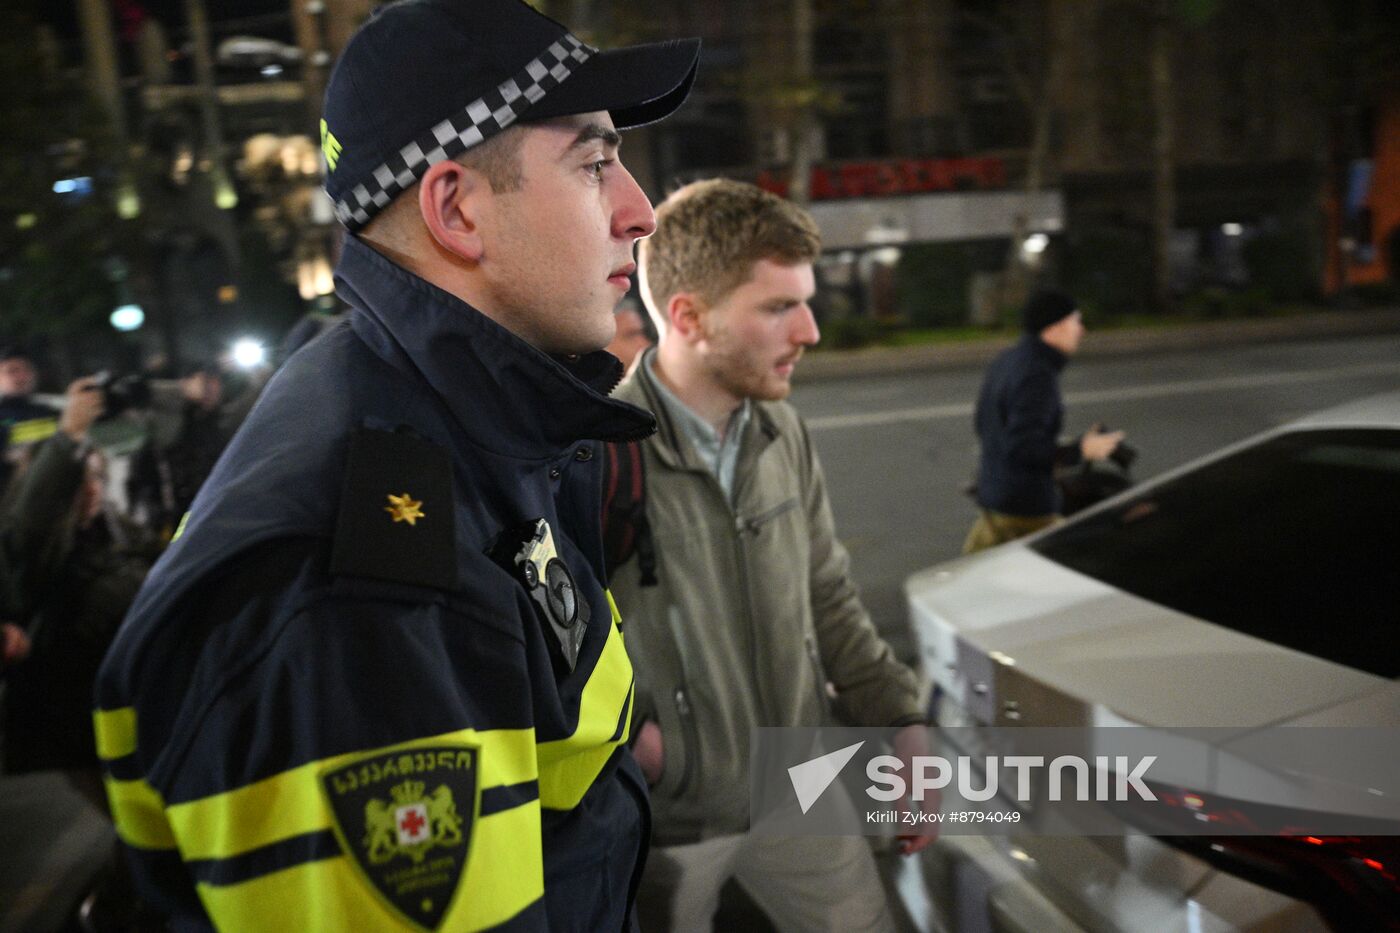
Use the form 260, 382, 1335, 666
1033, 428, 1400, 678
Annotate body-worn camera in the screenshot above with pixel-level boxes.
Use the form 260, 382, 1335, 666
489, 518, 589, 672
91, 371, 151, 420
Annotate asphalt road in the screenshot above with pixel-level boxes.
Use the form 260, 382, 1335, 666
790, 332, 1400, 663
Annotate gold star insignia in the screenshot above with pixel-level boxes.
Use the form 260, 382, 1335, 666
384, 492, 425, 526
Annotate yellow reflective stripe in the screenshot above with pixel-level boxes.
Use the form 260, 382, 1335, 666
169, 727, 536, 860
7, 417, 57, 445
536, 616, 634, 809
605, 588, 622, 628
538, 681, 634, 811
195, 800, 542, 931
93, 706, 138, 761
105, 776, 177, 850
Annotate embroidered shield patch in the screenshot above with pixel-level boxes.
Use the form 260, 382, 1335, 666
322, 746, 478, 930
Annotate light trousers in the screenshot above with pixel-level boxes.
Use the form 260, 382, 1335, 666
639, 831, 895, 933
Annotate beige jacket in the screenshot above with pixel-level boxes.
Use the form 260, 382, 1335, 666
610, 355, 922, 843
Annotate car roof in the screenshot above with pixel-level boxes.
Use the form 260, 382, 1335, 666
1286, 389, 1400, 430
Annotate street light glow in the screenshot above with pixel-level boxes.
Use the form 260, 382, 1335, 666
1023, 233, 1051, 255
1222, 223, 1244, 236
110, 304, 145, 332
53, 176, 93, 196
232, 339, 266, 369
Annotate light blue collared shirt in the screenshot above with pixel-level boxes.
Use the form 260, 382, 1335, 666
644, 353, 751, 502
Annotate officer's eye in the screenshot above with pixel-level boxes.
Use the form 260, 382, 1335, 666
586, 159, 614, 181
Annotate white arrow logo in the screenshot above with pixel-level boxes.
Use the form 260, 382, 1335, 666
787, 741, 865, 814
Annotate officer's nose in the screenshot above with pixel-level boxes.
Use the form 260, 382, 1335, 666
612, 163, 656, 241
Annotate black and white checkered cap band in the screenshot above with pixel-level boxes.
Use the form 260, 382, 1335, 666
334, 33, 593, 231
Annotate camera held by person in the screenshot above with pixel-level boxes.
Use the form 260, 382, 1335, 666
1058, 423, 1138, 516
90, 371, 152, 421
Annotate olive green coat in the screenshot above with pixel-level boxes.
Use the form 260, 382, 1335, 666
610, 356, 922, 843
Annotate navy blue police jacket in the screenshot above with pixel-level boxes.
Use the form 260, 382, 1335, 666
94, 235, 656, 932
973, 334, 1079, 516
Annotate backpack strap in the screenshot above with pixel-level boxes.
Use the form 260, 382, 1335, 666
601, 439, 657, 588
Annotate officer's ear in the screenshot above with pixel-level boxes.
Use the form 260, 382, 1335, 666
666, 292, 706, 344
418, 160, 486, 263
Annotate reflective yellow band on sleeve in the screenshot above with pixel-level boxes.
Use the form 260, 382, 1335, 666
536, 616, 634, 810
169, 727, 537, 861
537, 681, 633, 812
195, 798, 543, 931
8, 417, 57, 445
105, 776, 177, 850
93, 706, 138, 761
605, 589, 622, 628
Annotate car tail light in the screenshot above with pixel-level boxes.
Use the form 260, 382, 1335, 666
1138, 787, 1400, 932
1166, 834, 1399, 932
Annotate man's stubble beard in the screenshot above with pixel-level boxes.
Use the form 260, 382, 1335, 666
702, 324, 791, 404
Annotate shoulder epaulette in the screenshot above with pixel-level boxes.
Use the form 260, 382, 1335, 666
330, 427, 456, 590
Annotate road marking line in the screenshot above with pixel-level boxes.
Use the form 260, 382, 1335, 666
806, 360, 1400, 431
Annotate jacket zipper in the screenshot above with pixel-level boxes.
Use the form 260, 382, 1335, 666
673, 686, 699, 796
733, 496, 800, 722
663, 605, 700, 797
735, 498, 799, 535
805, 634, 829, 716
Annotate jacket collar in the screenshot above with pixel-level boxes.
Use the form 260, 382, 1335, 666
617, 347, 778, 474
335, 235, 655, 459
1024, 333, 1068, 371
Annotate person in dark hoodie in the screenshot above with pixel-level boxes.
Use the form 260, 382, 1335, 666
964, 289, 1125, 552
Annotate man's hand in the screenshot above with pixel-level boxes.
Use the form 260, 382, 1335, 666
2, 623, 31, 669
60, 376, 105, 441
893, 724, 940, 855
633, 720, 665, 785
1080, 426, 1125, 462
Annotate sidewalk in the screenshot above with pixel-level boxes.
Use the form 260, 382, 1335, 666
796, 307, 1400, 382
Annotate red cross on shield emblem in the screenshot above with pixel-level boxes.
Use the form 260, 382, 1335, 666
396, 802, 430, 846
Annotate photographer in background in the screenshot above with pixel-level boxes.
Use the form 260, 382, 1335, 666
1, 376, 161, 789
0, 345, 60, 481
964, 289, 1126, 553
125, 363, 231, 538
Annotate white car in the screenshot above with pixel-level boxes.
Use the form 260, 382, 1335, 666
903, 392, 1400, 933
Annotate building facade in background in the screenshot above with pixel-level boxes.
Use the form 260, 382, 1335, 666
13, 0, 1396, 376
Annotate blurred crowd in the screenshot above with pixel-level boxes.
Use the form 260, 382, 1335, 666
0, 342, 270, 923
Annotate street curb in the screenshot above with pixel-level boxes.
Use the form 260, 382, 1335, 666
795, 308, 1400, 383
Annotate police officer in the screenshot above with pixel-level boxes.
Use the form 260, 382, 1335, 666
94, 2, 698, 929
